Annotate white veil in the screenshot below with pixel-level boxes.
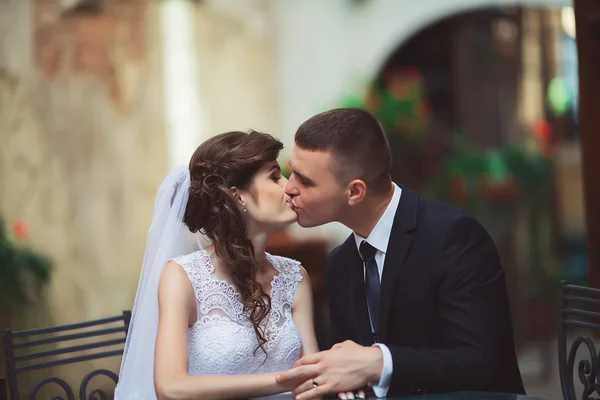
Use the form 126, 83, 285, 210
115, 166, 204, 399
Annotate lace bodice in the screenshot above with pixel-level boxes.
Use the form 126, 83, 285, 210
173, 249, 303, 376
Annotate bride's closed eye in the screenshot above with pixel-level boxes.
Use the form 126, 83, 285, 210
271, 174, 282, 182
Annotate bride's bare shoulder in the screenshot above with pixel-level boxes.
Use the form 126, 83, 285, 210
160, 260, 190, 288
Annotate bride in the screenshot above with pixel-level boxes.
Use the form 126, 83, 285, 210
115, 130, 319, 399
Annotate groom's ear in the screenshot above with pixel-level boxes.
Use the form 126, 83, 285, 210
346, 179, 367, 206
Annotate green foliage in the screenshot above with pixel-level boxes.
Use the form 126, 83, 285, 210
0, 218, 52, 309
427, 135, 553, 209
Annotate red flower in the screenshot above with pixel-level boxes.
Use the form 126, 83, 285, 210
533, 119, 552, 142
13, 219, 28, 239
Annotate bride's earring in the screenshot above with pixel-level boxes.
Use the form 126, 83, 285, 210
242, 207, 248, 234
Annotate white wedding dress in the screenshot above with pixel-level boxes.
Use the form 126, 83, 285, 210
115, 249, 304, 399
173, 249, 304, 376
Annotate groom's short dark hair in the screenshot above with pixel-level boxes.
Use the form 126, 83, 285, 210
295, 108, 392, 194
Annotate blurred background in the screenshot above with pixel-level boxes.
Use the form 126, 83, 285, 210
0, 0, 588, 398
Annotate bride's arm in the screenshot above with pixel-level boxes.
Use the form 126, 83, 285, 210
292, 266, 320, 355
153, 261, 295, 400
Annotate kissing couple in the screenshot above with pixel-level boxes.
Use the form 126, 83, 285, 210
115, 108, 525, 399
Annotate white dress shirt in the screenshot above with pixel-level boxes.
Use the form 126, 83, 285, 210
352, 183, 402, 398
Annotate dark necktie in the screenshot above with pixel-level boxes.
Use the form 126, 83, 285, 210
359, 240, 381, 343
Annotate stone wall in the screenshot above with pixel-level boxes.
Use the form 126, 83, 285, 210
0, 0, 166, 390
0, 0, 281, 392
195, 0, 279, 137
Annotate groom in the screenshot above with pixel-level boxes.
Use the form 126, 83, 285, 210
278, 108, 525, 399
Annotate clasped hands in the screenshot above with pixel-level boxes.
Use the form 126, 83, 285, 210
276, 340, 383, 400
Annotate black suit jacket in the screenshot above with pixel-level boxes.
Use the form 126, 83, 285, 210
325, 185, 525, 396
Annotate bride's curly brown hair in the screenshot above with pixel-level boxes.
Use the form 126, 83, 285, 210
184, 130, 284, 353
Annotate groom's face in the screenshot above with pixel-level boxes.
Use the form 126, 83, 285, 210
285, 146, 346, 227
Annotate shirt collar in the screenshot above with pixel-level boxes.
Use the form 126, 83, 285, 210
354, 183, 402, 255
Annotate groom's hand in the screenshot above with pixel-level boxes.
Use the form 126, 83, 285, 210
276, 340, 383, 400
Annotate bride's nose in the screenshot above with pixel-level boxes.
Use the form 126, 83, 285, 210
284, 179, 298, 197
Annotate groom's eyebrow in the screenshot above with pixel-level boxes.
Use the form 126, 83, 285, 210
288, 161, 313, 184
292, 170, 314, 185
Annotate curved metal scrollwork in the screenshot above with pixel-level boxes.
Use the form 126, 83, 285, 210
79, 369, 119, 400
567, 336, 600, 400
28, 377, 75, 400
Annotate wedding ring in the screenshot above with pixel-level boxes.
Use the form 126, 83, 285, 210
312, 379, 319, 388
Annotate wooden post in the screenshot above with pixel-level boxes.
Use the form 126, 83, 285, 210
574, 0, 600, 288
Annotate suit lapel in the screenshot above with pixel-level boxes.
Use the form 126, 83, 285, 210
378, 185, 419, 343
343, 242, 373, 346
